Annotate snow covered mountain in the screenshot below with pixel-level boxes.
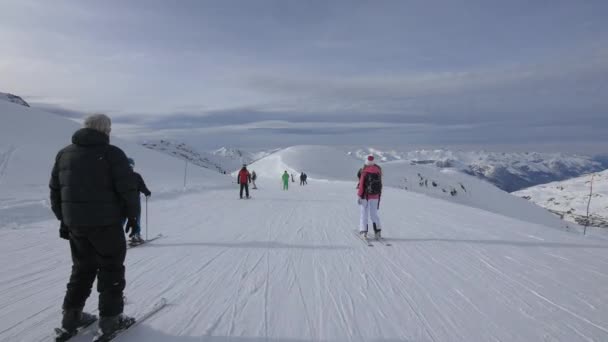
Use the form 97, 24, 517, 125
142, 140, 232, 174
3, 103, 608, 341
211, 147, 280, 169
142, 142, 279, 175
351, 148, 608, 192
212, 147, 252, 162
0, 92, 29, 107
515, 170, 608, 228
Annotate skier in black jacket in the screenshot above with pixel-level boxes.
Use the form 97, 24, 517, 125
127, 158, 151, 245
50, 114, 137, 341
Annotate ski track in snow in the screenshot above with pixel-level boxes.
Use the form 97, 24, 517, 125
2, 180, 608, 342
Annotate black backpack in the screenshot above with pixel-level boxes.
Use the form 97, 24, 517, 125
365, 172, 382, 195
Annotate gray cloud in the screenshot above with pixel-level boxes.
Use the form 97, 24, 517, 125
2, 1, 607, 153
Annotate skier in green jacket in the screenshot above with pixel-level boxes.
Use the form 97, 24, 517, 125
282, 171, 290, 190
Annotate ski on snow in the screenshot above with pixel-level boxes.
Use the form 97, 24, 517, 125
93, 297, 168, 342
374, 237, 392, 246
352, 230, 391, 246
127, 234, 164, 248
353, 230, 373, 247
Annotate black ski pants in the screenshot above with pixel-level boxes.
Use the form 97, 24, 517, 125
240, 183, 250, 198
62, 224, 126, 317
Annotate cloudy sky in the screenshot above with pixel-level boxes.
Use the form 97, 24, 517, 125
1, 0, 607, 152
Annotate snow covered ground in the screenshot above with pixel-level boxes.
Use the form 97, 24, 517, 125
516, 170, 608, 228
2, 178, 608, 341
2, 102, 608, 341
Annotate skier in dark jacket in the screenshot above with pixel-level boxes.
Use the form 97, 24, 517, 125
237, 165, 252, 199
50, 114, 137, 341
127, 158, 151, 245
251, 171, 258, 189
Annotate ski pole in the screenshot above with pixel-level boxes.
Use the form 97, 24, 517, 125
145, 196, 149, 240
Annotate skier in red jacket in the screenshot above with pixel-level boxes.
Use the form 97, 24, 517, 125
237, 165, 252, 199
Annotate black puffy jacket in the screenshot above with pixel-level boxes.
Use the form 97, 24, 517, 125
49, 128, 140, 228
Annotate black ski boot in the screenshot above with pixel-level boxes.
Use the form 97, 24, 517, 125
54, 309, 97, 341
93, 314, 136, 342
373, 223, 382, 239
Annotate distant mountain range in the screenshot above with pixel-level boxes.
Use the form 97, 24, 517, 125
142, 140, 278, 174
351, 148, 608, 192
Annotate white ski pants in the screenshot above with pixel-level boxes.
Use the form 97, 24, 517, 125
359, 199, 381, 232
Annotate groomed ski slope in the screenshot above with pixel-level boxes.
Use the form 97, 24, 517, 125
2, 178, 608, 341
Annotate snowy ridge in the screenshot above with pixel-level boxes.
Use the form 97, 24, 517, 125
142, 142, 278, 175
0, 92, 29, 107
515, 170, 608, 228
212, 146, 281, 169
142, 140, 231, 174
212, 147, 260, 164
351, 148, 607, 192
211, 147, 281, 168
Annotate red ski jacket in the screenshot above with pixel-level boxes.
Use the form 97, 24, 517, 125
358, 164, 382, 200
238, 169, 251, 184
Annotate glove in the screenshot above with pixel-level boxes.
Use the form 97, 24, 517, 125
60, 222, 69, 240
145, 191, 151, 197
357, 198, 363, 205
125, 217, 138, 236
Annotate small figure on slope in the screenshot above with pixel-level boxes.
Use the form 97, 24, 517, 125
357, 155, 383, 240
237, 164, 252, 199
251, 170, 258, 189
127, 158, 151, 245
282, 171, 290, 190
